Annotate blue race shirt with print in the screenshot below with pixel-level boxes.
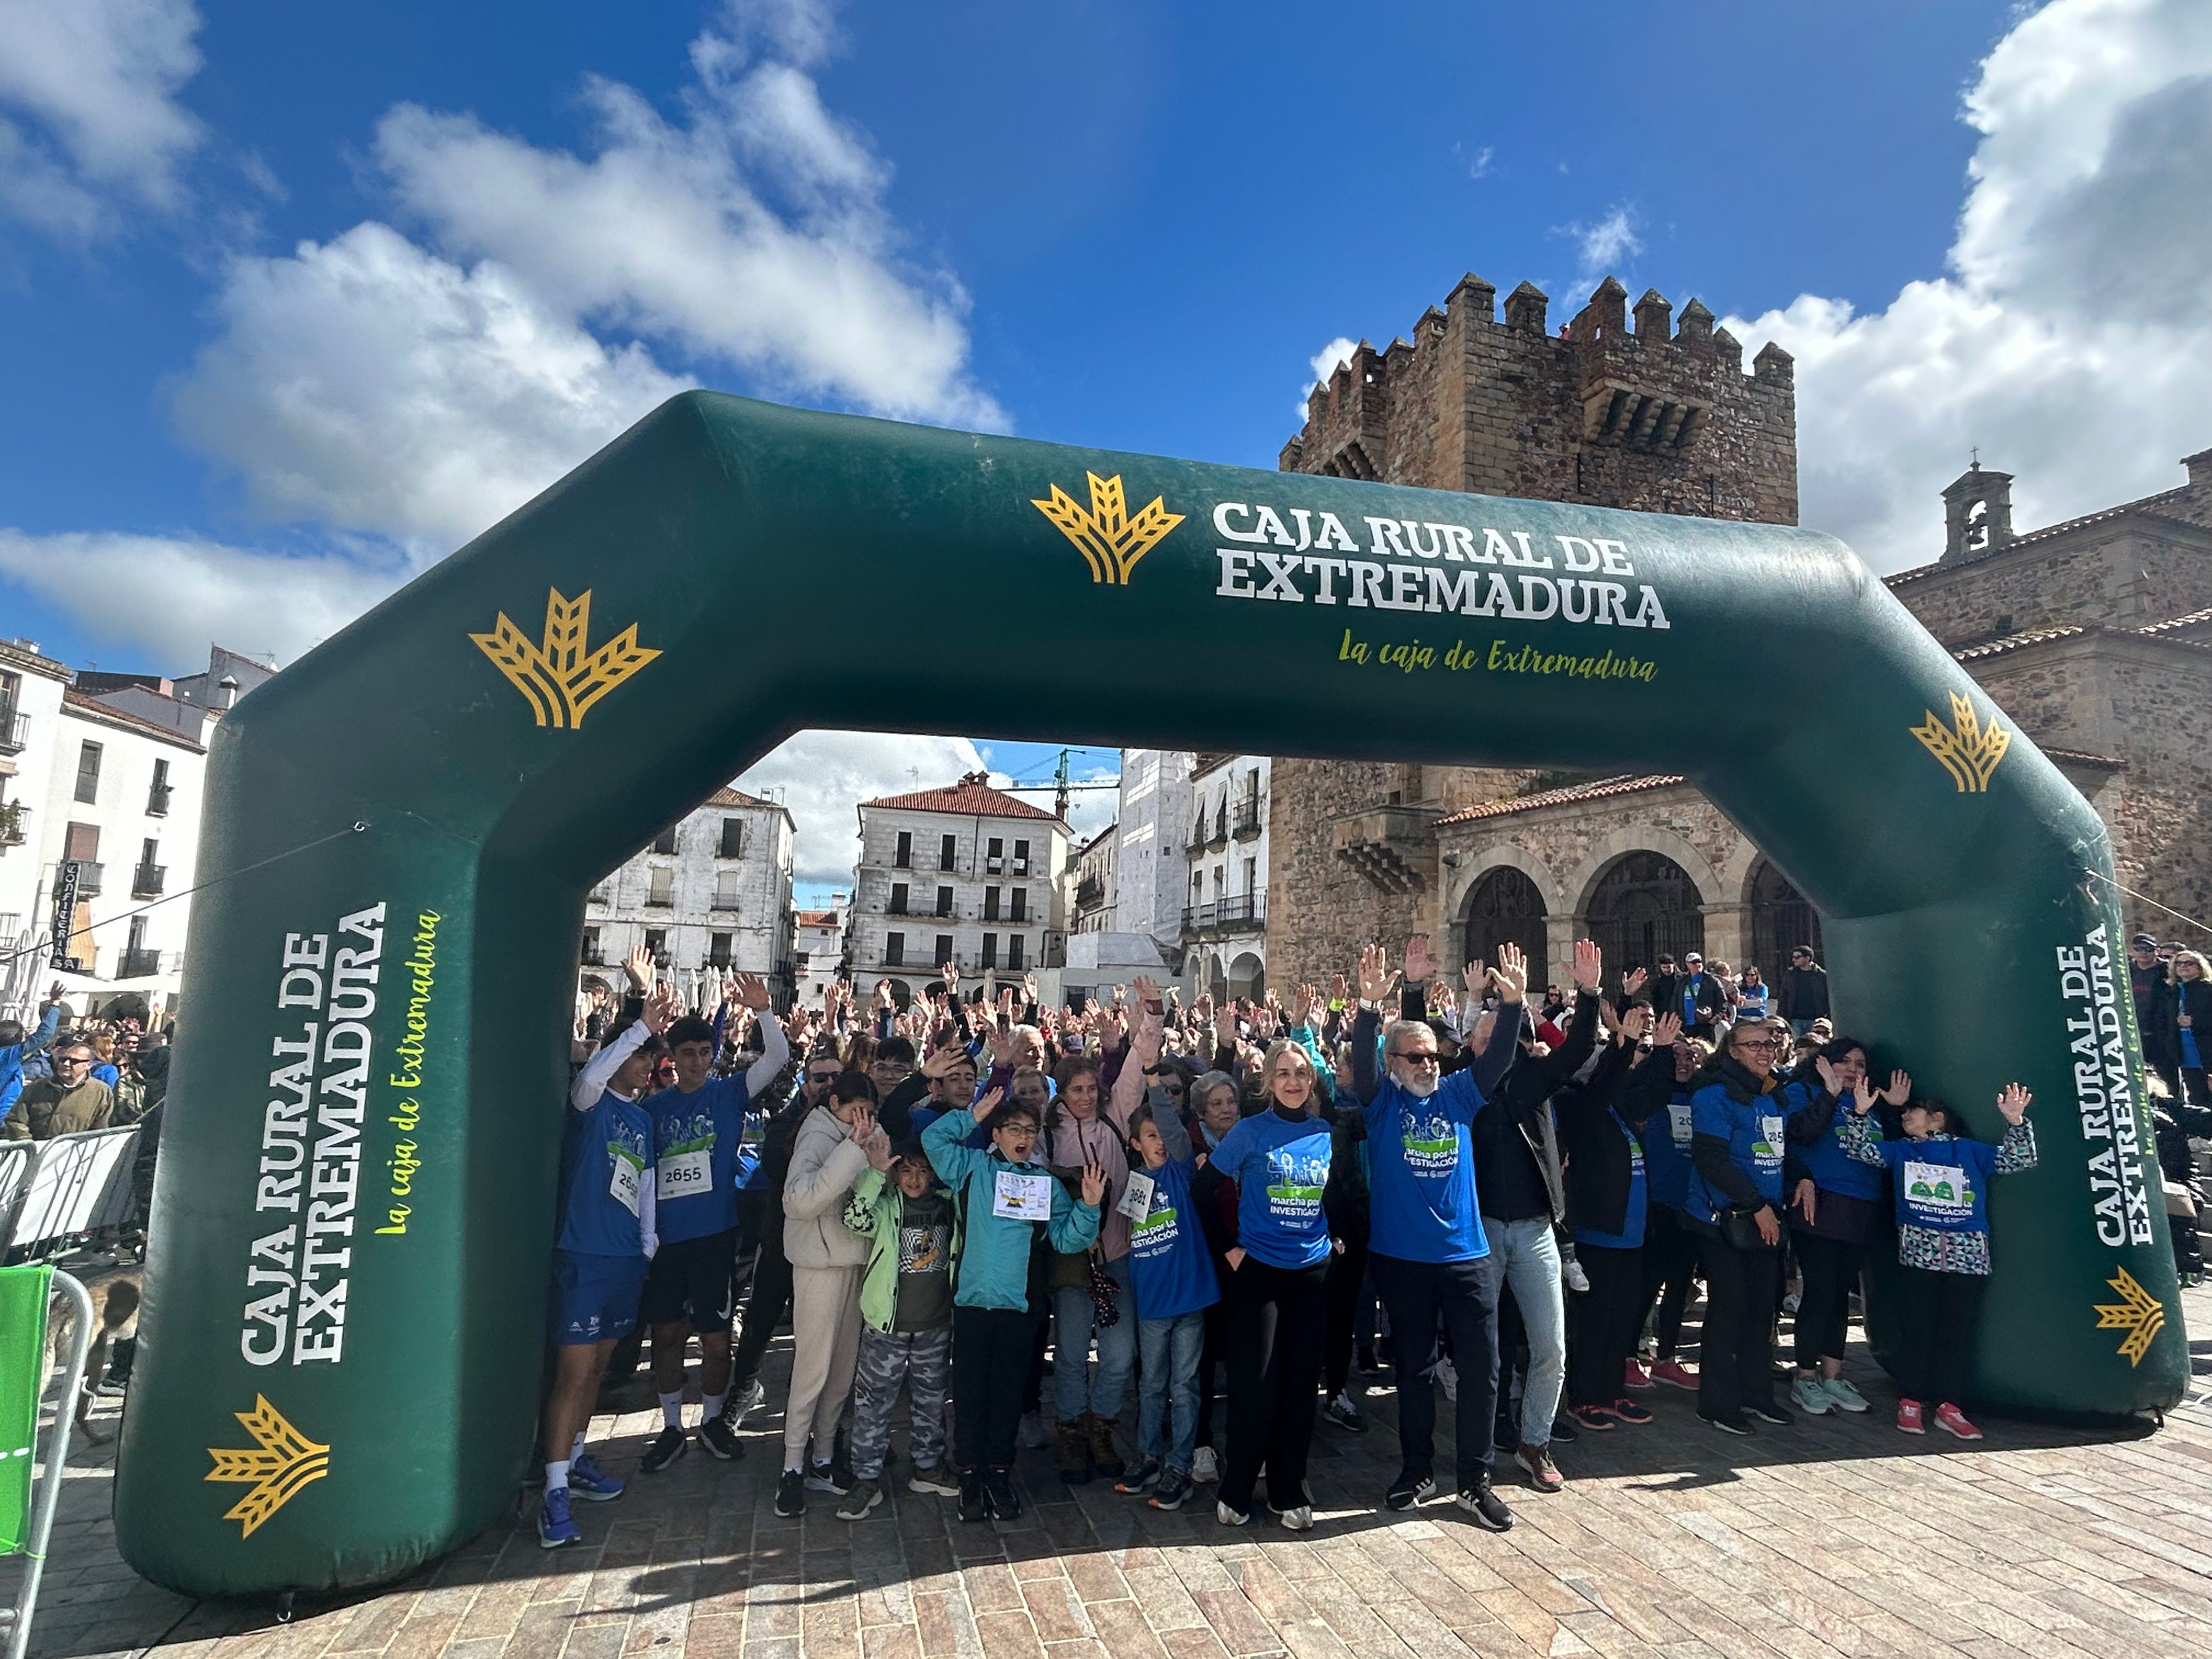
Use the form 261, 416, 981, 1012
1126, 1155, 1221, 1319
1684, 1081, 1786, 1222
1879, 1135, 1999, 1235
1785, 1079, 1884, 1201
556, 1089, 654, 1257
1211, 1109, 1334, 1271
1638, 1090, 1695, 1210
646, 1073, 749, 1242
1363, 1068, 1491, 1263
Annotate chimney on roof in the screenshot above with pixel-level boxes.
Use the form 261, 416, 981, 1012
1942, 460, 2015, 565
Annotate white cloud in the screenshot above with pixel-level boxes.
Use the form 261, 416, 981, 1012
0, 0, 204, 238
1297, 335, 1358, 419
1559, 205, 1641, 281
1466, 145, 1494, 179
736, 730, 989, 887
0, 528, 397, 665
1724, 0, 2212, 571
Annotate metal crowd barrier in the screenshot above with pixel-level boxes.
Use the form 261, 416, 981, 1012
0, 1127, 142, 1262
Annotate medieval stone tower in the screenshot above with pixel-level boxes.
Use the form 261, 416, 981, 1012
1265, 272, 1801, 985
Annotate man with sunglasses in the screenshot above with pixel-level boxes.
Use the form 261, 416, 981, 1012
4, 1034, 115, 1141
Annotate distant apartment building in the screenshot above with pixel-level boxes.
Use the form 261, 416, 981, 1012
1183, 754, 1269, 1000
793, 894, 849, 1010
1070, 823, 1118, 933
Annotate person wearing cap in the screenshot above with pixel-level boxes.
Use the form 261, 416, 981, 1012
2129, 933, 2178, 1094
1646, 955, 1684, 1024
1779, 946, 1831, 1036
1676, 953, 1729, 1041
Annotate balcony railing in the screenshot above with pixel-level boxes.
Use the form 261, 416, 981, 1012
70, 860, 104, 896
1233, 802, 1263, 838
146, 783, 173, 816
132, 863, 166, 897
1180, 890, 1267, 935
580, 946, 605, 965
644, 895, 673, 909
710, 896, 741, 911
120, 946, 163, 978
0, 804, 25, 848
1074, 874, 1104, 908
0, 709, 25, 755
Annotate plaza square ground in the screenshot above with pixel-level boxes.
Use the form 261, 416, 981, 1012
14, 1274, 2212, 1659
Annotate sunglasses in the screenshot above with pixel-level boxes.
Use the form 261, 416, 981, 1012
1388, 1051, 1441, 1068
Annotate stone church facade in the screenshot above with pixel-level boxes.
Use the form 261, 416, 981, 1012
1265, 270, 2212, 993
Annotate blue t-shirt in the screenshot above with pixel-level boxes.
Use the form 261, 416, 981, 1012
1639, 1090, 1695, 1210
1681, 974, 1709, 1025
91, 1062, 120, 1089
1878, 1135, 1999, 1235
1126, 1155, 1220, 1319
1684, 1080, 1786, 1222
1785, 1079, 1884, 1201
1363, 1070, 1491, 1263
646, 1073, 749, 1242
1211, 1108, 1334, 1271
2181, 988, 2203, 1070
556, 1088, 654, 1257
1736, 983, 1770, 1020
1575, 1109, 1647, 1251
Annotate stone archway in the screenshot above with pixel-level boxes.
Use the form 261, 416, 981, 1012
1583, 850, 1707, 977
1226, 950, 1265, 1001
1461, 865, 1550, 989
1746, 856, 1825, 992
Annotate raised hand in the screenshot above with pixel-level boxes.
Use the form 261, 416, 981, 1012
624, 944, 656, 992
1621, 966, 1648, 1000
874, 979, 894, 1008
974, 1085, 1005, 1119
1996, 1082, 2032, 1124
1357, 942, 1400, 1006
864, 1126, 894, 1171
1491, 942, 1529, 1005
1880, 1069, 1912, 1107
730, 972, 772, 1012
1404, 933, 1442, 984
1618, 1002, 1652, 1043
847, 1104, 877, 1145
1023, 972, 1040, 1005
921, 1042, 964, 1080
642, 982, 679, 1035
1463, 960, 1486, 998
1080, 1162, 1108, 1207
1650, 1011, 1683, 1048
1571, 938, 1602, 991
1133, 973, 1163, 1011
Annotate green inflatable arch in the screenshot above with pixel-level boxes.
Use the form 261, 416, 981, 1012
116, 392, 2181, 1595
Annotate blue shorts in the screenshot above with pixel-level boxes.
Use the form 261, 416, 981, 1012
551, 1248, 650, 1346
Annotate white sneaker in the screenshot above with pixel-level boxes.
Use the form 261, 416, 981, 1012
1216, 1499, 1249, 1526
1190, 1445, 1219, 1483
1436, 1353, 1459, 1402
1272, 1504, 1313, 1531
1790, 1375, 1833, 1415
1821, 1376, 1871, 1413
1562, 1259, 1590, 1294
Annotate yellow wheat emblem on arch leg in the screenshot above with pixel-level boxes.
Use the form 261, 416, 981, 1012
470, 589, 661, 729
2094, 1266, 2166, 1367
1910, 690, 2011, 792
1031, 473, 1183, 585
207, 1396, 329, 1537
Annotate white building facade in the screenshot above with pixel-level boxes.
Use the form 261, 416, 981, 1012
848, 775, 1069, 1003
1183, 754, 1269, 1000
582, 787, 797, 1008
1070, 823, 1118, 934
0, 641, 71, 1018
792, 895, 849, 1011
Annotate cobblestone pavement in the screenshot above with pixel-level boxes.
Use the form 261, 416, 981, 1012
13, 1278, 2212, 1659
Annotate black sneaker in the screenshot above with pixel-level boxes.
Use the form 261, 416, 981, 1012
774, 1467, 807, 1517
984, 1466, 1021, 1520
1384, 1469, 1436, 1512
721, 1376, 765, 1432
805, 1459, 851, 1496
1549, 1412, 1580, 1444
1357, 1345, 1385, 1376
1743, 1402, 1796, 1427
1700, 1412, 1757, 1436
1323, 1390, 1368, 1432
640, 1426, 689, 1474
1454, 1480, 1514, 1533
957, 1466, 989, 1523
697, 1416, 744, 1460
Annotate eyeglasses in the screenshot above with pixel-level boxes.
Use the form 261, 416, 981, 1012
1161, 1083, 1185, 1096
1389, 1051, 1441, 1068
1734, 1037, 1781, 1052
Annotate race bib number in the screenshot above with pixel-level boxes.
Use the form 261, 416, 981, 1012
609, 1147, 644, 1216
1668, 1103, 1694, 1147
993, 1170, 1054, 1220
658, 1146, 713, 1197
1903, 1160, 1973, 1215
1756, 1115, 1785, 1164
1118, 1170, 1156, 1223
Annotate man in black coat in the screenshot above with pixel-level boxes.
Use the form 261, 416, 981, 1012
1779, 946, 1831, 1034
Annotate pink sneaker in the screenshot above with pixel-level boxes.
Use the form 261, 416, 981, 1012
1932, 1403, 1982, 1441
1650, 1360, 1699, 1391
1895, 1398, 1925, 1435
1623, 1359, 1654, 1391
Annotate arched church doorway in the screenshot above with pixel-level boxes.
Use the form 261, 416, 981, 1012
1462, 866, 1548, 988
1584, 851, 1705, 978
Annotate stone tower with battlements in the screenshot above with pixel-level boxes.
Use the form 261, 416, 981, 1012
1265, 273, 1801, 986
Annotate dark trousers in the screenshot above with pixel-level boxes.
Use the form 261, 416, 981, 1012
731, 1222, 794, 1389
954, 1305, 1041, 1468
1638, 1204, 1700, 1362
1694, 1231, 1780, 1421
1891, 1266, 1988, 1406
1220, 1257, 1330, 1513
730, 1189, 767, 1306
1568, 1244, 1644, 1408
1024, 1315, 1048, 1414
1791, 1231, 1865, 1368
1370, 1250, 1501, 1488
1322, 1236, 1370, 1398
1194, 1299, 1227, 1450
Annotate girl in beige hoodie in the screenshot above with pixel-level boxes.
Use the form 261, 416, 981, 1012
777, 1071, 879, 1513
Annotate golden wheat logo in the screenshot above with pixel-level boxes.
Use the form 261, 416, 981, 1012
207, 1396, 329, 1537
1910, 690, 2011, 792
1031, 473, 1183, 585
470, 588, 661, 729
2093, 1266, 2165, 1367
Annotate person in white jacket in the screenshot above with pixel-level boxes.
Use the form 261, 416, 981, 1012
776, 1068, 882, 1516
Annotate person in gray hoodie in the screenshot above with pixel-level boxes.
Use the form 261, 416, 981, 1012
776, 1070, 881, 1516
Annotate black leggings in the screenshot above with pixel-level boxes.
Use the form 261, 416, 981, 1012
1323, 1235, 1370, 1398
1370, 1250, 1500, 1488
1220, 1257, 1329, 1513
1568, 1244, 1644, 1408
731, 1225, 793, 1390
1694, 1229, 1780, 1421
1638, 1204, 1700, 1363
954, 1305, 1042, 1468
1194, 1298, 1227, 1451
1891, 1266, 1988, 1407
1791, 1231, 1865, 1369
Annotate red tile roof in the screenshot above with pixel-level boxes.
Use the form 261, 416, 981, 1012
861, 774, 1065, 825
1436, 774, 1688, 826
795, 910, 840, 928
1953, 624, 2092, 660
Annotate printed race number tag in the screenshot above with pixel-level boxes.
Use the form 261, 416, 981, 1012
993, 1170, 1054, 1220
1668, 1102, 1694, 1147
1903, 1159, 1972, 1214
1118, 1170, 1156, 1222
609, 1146, 644, 1216
658, 1146, 712, 1197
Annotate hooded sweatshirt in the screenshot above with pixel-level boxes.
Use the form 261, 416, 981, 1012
782, 1105, 873, 1268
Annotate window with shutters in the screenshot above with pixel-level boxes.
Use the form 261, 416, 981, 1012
652, 826, 678, 855
1007, 935, 1026, 970
1013, 838, 1030, 876
713, 870, 742, 911
644, 928, 668, 964
984, 886, 1001, 921
74, 741, 102, 804
935, 884, 953, 917
719, 818, 744, 858
935, 934, 954, 967
647, 867, 675, 906
939, 833, 957, 871
981, 933, 998, 968
894, 831, 912, 868
1009, 888, 1027, 922
889, 881, 910, 915
885, 932, 905, 966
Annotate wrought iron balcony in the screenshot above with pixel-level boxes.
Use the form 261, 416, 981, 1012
70, 860, 104, 896
120, 946, 163, 978
1180, 890, 1266, 936
0, 709, 27, 755
146, 782, 173, 816
132, 863, 166, 897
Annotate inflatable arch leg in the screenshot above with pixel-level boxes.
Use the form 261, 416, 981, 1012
116, 392, 2182, 1595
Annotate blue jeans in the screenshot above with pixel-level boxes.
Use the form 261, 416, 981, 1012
1052, 1252, 1134, 1421
1136, 1310, 1206, 1472
1484, 1215, 1566, 1447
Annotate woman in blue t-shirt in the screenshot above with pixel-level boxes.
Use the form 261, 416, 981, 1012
1206, 1037, 1333, 1531
2172, 951, 2211, 1109
1840, 1083, 2035, 1441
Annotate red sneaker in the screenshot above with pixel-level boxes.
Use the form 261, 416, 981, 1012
1895, 1398, 1925, 1435
1932, 1403, 1983, 1441
1623, 1359, 1654, 1391
1650, 1360, 1699, 1391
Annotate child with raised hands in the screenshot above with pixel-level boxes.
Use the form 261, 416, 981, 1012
1838, 1080, 2037, 1440
923, 1085, 1104, 1522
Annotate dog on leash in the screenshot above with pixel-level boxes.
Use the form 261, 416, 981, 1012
46, 1267, 140, 1443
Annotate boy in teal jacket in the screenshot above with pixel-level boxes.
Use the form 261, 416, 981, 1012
833, 1138, 962, 1520
924, 1087, 1104, 1522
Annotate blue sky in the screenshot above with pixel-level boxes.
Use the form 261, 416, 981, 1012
4, 0, 2210, 889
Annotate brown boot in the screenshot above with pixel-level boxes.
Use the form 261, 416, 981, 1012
1086, 1412, 1124, 1478
1054, 1418, 1091, 1484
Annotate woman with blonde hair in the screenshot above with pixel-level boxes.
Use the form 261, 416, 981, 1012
1205, 1036, 1333, 1530
2170, 950, 2211, 1110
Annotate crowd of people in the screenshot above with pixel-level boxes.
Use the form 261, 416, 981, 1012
540, 930, 2057, 1549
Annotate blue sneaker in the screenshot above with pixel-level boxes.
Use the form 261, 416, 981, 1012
538, 1485, 579, 1549
568, 1452, 625, 1502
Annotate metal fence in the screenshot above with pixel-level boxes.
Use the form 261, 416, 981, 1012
0, 1126, 142, 1261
